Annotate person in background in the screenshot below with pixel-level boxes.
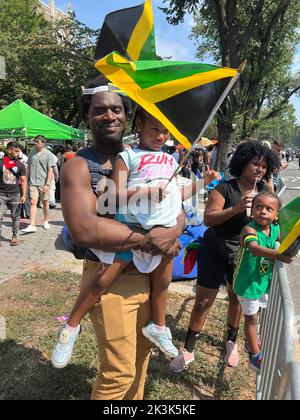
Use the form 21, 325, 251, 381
49, 150, 59, 209
0, 141, 27, 246
55, 146, 65, 170
61, 144, 77, 166
18, 146, 28, 167
210, 144, 218, 170
191, 151, 201, 176
17, 145, 30, 218
170, 146, 180, 163
178, 148, 186, 165
271, 141, 288, 192
55, 146, 65, 203
76, 142, 84, 151
21, 135, 56, 232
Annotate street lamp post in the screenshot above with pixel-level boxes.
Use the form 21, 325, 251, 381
0, 55, 6, 80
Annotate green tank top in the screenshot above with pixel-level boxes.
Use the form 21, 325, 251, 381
233, 221, 279, 299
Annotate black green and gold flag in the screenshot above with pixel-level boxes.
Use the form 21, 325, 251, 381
95, 53, 238, 148
94, 0, 239, 149
278, 195, 300, 256
95, 0, 156, 62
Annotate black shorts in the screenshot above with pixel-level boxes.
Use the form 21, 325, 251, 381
197, 229, 239, 289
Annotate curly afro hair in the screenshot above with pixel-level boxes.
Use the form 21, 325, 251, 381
252, 191, 282, 210
79, 74, 132, 127
228, 141, 280, 181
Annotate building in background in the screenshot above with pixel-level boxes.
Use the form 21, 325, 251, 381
38, 0, 72, 22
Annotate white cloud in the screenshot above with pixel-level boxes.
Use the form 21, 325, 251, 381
156, 37, 194, 61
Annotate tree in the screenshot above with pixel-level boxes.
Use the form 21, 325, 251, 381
161, 0, 300, 169
0, 0, 46, 107
0, 0, 99, 128
291, 125, 300, 149
254, 104, 297, 143
21, 16, 99, 126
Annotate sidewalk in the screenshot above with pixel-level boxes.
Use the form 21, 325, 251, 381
0, 204, 82, 284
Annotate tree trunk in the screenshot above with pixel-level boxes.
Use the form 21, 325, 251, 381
216, 119, 235, 173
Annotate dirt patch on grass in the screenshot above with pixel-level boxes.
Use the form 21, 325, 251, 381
0, 271, 255, 400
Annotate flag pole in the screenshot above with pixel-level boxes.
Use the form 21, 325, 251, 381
165, 61, 246, 186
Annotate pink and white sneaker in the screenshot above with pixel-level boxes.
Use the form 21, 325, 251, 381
169, 348, 195, 373
224, 340, 239, 367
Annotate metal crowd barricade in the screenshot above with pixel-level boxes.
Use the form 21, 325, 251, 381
256, 180, 300, 400
256, 257, 300, 400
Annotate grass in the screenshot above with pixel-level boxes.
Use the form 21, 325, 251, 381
0, 271, 255, 400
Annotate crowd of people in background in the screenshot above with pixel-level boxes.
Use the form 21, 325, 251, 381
0, 138, 84, 245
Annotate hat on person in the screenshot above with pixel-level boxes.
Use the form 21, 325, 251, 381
262, 140, 271, 149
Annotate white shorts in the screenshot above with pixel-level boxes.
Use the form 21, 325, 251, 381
89, 249, 162, 274
237, 294, 268, 316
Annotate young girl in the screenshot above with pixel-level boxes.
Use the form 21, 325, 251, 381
51, 107, 216, 369
233, 191, 293, 371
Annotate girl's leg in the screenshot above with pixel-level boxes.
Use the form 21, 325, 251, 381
226, 283, 242, 343
244, 314, 260, 355
148, 255, 173, 327
185, 285, 219, 352
227, 283, 243, 336
224, 283, 242, 367
51, 259, 129, 369
143, 256, 178, 357
169, 284, 218, 372
51, 260, 128, 369
67, 260, 129, 327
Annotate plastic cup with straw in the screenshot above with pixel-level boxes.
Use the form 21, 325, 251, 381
246, 178, 258, 217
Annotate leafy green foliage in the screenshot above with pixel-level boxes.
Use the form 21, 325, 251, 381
0, 0, 99, 127
162, 0, 300, 169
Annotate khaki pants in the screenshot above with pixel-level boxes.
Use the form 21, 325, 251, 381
81, 259, 152, 400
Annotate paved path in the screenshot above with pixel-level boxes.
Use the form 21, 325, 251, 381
0, 204, 82, 284
281, 163, 300, 317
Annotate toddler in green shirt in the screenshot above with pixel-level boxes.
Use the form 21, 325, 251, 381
233, 191, 293, 371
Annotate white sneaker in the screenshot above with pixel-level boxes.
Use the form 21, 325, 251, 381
21, 225, 37, 233
43, 221, 50, 230
51, 324, 81, 369
142, 321, 178, 358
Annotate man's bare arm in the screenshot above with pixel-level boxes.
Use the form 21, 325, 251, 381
60, 157, 144, 251
139, 211, 185, 255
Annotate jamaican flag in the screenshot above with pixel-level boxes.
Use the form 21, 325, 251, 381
278, 195, 300, 257
94, 0, 156, 62
94, 0, 239, 149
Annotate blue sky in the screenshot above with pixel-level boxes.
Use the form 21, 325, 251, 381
55, 0, 300, 123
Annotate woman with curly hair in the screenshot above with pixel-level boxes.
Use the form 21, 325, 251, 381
170, 140, 280, 372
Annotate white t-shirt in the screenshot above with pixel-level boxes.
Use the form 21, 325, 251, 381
116, 147, 182, 230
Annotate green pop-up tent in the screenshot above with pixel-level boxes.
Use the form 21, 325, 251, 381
0, 99, 84, 141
